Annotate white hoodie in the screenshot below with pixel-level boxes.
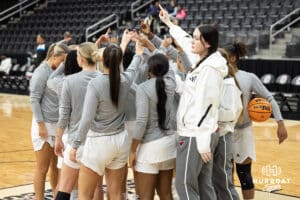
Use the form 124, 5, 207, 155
176, 51, 228, 153
218, 77, 243, 136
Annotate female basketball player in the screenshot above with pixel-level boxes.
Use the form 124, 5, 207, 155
55, 43, 101, 200
159, 5, 228, 199
224, 42, 288, 200
70, 31, 144, 200
47, 50, 82, 199
213, 48, 243, 200
129, 53, 176, 200
30, 43, 69, 200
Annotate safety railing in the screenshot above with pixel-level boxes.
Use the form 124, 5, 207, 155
0, 0, 40, 22
269, 8, 300, 49
85, 14, 119, 42
131, 0, 154, 20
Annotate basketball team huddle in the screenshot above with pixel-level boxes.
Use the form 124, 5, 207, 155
29, 5, 288, 200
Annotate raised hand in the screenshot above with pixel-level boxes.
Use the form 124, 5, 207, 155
137, 35, 156, 52
120, 29, 134, 52
121, 29, 134, 46
140, 21, 152, 38
159, 4, 172, 26
95, 28, 111, 47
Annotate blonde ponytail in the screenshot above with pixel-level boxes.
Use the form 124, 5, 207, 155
78, 42, 98, 65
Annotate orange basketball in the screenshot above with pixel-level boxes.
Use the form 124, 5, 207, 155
248, 98, 272, 122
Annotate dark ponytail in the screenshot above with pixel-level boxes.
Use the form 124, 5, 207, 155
156, 77, 167, 130
103, 44, 123, 107
224, 42, 247, 63
64, 50, 82, 75
147, 54, 169, 130
192, 25, 219, 71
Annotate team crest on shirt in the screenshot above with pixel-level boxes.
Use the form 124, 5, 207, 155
189, 75, 197, 82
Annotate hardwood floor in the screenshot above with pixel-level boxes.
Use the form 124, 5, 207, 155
0, 93, 299, 198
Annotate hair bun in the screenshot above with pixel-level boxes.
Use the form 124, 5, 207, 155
91, 50, 101, 63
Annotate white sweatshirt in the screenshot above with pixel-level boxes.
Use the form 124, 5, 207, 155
218, 77, 243, 136
176, 52, 228, 153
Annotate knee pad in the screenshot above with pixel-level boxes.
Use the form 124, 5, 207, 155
236, 163, 254, 190
56, 191, 71, 200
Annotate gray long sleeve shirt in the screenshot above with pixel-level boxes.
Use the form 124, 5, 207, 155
72, 55, 143, 149
133, 69, 177, 144
57, 70, 100, 145
47, 63, 65, 100
235, 70, 283, 129
30, 61, 59, 123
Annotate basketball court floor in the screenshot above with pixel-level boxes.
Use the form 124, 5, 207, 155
0, 93, 299, 199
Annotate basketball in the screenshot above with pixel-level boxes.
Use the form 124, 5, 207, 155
248, 98, 272, 122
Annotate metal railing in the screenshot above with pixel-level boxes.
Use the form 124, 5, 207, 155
85, 14, 119, 42
0, 0, 40, 22
131, 0, 154, 20
269, 8, 300, 49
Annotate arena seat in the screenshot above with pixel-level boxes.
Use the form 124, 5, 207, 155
261, 73, 276, 92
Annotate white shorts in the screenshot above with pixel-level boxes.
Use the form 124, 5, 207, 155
232, 126, 256, 164
31, 118, 57, 151
135, 135, 176, 174
135, 158, 175, 174
81, 130, 130, 176
136, 135, 176, 163
57, 134, 69, 169
62, 144, 83, 169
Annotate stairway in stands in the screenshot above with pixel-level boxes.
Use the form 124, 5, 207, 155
255, 27, 300, 59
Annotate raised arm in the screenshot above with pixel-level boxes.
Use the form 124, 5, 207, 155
158, 4, 200, 66
140, 21, 179, 61
122, 39, 144, 85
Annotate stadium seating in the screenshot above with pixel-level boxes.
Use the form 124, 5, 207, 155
0, 0, 299, 100
131, 0, 298, 54
0, 0, 299, 55
0, 0, 136, 55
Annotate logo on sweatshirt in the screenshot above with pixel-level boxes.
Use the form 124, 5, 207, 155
189, 75, 197, 82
